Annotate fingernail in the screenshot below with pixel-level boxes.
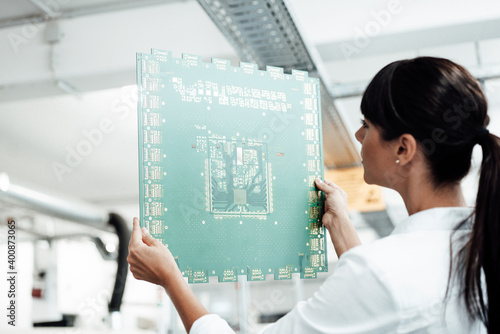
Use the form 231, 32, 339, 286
316, 178, 323, 183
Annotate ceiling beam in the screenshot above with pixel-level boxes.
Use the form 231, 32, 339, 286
317, 18, 500, 62
0, 0, 186, 29
0, 1, 237, 102
28, 0, 58, 19
330, 63, 500, 99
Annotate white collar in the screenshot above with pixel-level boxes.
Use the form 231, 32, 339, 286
391, 207, 474, 235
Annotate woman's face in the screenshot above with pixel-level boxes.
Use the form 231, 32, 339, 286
355, 118, 397, 186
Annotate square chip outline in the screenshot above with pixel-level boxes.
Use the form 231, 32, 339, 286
208, 137, 270, 217
137, 49, 327, 283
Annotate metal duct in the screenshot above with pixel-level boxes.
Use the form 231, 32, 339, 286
196, 0, 361, 168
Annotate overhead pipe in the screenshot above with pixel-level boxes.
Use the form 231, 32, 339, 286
0, 173, 108, 229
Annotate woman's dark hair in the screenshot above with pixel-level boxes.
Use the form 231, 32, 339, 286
360, 57, 500, 333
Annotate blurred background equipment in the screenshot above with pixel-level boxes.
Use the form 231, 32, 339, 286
0, 173, 129, 329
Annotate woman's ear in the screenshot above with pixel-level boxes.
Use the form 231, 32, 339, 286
396, 134, 418, 166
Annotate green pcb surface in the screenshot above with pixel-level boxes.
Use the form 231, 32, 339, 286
137, 49, 327, 283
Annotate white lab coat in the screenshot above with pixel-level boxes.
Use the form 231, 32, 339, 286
190, 207, 486, 334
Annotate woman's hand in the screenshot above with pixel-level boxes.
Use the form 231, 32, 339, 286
315, 179, 361, 257
127, 218, 209, 332
314, 178, 350, 229
127, 217, 179, 287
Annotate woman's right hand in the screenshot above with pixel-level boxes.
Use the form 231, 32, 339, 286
314, 178, 350, 228
315, 178, 361, 257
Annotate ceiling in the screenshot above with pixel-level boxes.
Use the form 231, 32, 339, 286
0, 0, 183, 28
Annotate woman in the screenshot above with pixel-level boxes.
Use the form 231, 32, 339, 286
128, 57, 499, 333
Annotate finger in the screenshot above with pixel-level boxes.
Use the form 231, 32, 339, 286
324, 180, 348, 198
130, 217, 143, 246
315, 178, 334, 194
323, 179, 339, 188
141, 227, 158, 247
323, 179, 346, 191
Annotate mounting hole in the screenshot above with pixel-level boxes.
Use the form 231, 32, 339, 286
202, 220, 205, 224
165, 226, 168, 229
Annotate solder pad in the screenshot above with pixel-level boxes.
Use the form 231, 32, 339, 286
137, 49, 326, 283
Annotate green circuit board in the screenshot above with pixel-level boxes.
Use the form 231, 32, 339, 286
137, 49, 326, 283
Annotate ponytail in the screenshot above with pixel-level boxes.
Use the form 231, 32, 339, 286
461, 132, 500, 333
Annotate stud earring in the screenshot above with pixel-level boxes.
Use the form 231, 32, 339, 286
395, 159, 400, 164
